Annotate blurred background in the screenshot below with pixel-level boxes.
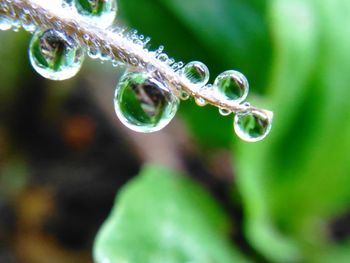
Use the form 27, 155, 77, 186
1, 0, 350, 262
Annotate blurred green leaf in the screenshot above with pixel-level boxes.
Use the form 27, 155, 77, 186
0, 32, 30, 110
234, 0, 350, 262
157, 0, 272, 90
179, 102, 233, 148
93, 165, 249, 263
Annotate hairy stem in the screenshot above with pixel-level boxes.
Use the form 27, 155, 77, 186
0, 0, 272, 118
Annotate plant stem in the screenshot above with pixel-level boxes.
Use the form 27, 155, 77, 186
0, 0, 273, 118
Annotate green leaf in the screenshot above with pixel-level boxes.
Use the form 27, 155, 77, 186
234, 0, 350, 262
93, 165, 249, 263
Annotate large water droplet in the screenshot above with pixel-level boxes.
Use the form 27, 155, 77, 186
214, 70, 249, 103
181, 61, 209, 88
70, 0, 117, 28
29, 29, 85, 80
114, 71, 179, 133
234, 110, 272, 142
0, 15, 12, 31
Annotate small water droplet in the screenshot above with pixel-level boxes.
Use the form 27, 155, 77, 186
0, 15, 12, 31
114, 71, 179, 133
87, 47, 100, 59
155, 45, 164, 55
129, 56, 139, 66
243, 102, 251, 108
100, 47, 111, 60
112, 60, 122, 67
143, 36, 151, 47
67, 0, 117, 28
234, 110, 272, 142
195, 97, 207, 107
146, 62, 156, 72
214, 70, 249, 103
83, 33, 90, 41
219, 108, 231, 116
180, 90, 190, 100
167, 58, 175, 65
181, 61, 209, 88
29, 29, 85, 81
22, 22, 36, 33
157, 53, 168, 63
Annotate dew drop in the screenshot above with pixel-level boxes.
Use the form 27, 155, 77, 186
69, 0, 117, 28
181, 61, 209, 88
180, 90, 190, 100
129, 56, 139, 66
219, 108, 231, 116
29, 29, 84, 81
157, 53, 168, 63
22, 21, 36, 33
214, 70, 249, 103
0, 15, 12, 31
112, 59, 122, 67
87, 47, 100, 59
114, 71, 179, 133
234, 110, 272, 142
195, 97, 207, 107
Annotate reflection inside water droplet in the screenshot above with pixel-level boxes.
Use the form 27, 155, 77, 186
181, 61, 209, 88
214, 70, 249, 103
29, 29, 85, 80
67, 0, 118, 28
114, 71, 179, 133
234, 110, 272, 142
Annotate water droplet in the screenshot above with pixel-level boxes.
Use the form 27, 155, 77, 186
181, 61, 209, 87
129, 56, 138, 66
234, 110, 272, 142
154, 45, 164, 56
83, 33, 90, 41
219, 108, 231, 116
69, 0, 117, 28
180, 90, 190, 100
0, 15, 12, 31
114, 71, 179, 133
87, 47, 100, 59
112, 59, 122, 67
29, 29, 85, 81
195, 97, 207, 107
157, 53, 168, 63
214, 70, 249, 103
22, 22, 36, 33
167, 58, 175, 65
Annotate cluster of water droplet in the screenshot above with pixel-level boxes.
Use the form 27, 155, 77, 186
179, 61, 272, 142
0, 0, 273, 142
